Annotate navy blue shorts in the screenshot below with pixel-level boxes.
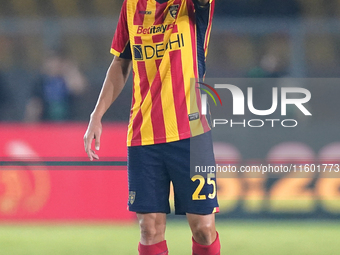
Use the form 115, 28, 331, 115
127, 131, 219, 215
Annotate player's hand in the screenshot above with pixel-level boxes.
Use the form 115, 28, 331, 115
83, 116, 102, 161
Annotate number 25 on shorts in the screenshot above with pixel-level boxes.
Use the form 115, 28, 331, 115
191, 173, 217, 200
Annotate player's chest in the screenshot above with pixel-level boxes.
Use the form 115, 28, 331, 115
128, 1, 188, 38
127, 0, 185, 27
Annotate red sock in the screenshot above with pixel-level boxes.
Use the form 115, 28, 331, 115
138, 240, 168, 255
192, 232, 221, 255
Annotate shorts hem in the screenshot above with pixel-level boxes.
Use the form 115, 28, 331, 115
129, 207, 171, 214
175, 206, 219, 216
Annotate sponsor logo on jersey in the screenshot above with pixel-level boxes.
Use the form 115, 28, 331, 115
139, 10, 152, 15
133, 33, 185, 60
189, 112, 200, 121
137, 24, 177, 35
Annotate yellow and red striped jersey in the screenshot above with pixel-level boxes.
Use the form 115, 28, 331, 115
111, 0, 215, 146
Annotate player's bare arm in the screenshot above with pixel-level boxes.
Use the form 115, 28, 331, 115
84, 57, 132, 161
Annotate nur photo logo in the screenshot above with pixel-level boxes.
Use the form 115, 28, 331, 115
196, 82, 223, 115
196, 81, 312, 128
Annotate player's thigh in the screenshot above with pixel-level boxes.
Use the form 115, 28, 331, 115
164, 131, 219, 215
186, 213, 216, 231
137, 212, 167, 230
128, 144, 171, 214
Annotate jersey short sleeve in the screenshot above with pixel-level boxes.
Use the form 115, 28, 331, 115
110, 0, 132, 59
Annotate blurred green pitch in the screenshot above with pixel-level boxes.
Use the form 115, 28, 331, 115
1, 221, 340, 255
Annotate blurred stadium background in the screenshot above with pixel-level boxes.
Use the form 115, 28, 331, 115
1, 0, 340, 254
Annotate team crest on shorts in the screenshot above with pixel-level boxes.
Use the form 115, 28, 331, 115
169, 4, 179, 19
129, 191, 136, 205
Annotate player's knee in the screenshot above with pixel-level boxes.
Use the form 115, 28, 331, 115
138, 215, 166, 243
139, 223, 165, 242
140, 223, 157, 240
191, 222, 216, 245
